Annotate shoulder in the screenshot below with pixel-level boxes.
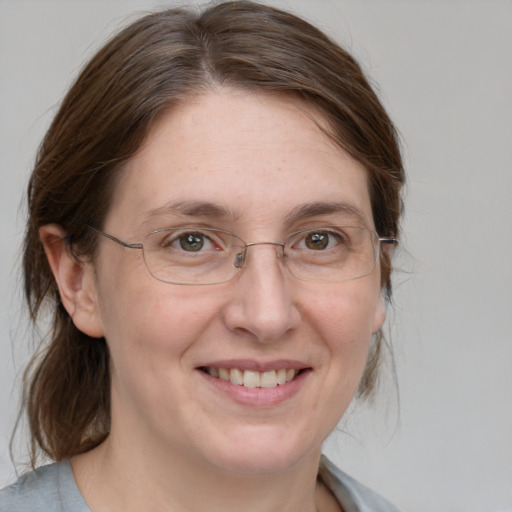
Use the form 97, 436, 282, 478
0, 460, 89, 512
319, 455, 402, 512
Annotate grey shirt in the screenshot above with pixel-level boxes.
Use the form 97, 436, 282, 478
0, 455, 400, 511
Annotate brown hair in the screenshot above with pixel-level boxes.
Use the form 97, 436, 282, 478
21, 1, 404, 464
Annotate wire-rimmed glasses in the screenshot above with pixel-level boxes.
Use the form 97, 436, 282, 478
88, 225, 397, 285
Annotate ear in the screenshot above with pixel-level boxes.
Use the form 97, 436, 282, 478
40, 224, 105, 338
372, 291, 387, 334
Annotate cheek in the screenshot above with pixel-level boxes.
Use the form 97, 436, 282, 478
102, 288, 216, 354
301, 281, 382, 396
97, 278, 223, 420
95, 255, 220, 370
304, 282, 381, 345
298, 285, 381, 432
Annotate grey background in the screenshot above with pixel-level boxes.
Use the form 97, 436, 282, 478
1, 1, 511, 511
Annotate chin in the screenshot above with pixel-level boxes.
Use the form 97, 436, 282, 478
200, 426, 321, 476
212, 452, 310, 476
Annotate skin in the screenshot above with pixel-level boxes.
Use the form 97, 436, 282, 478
41, 89, 386, 512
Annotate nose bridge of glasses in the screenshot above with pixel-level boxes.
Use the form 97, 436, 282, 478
233, 241, 286, 269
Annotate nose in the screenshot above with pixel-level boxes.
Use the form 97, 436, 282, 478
221, 243, 300, 343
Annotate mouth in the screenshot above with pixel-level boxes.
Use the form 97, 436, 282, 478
198, 366, 308, 389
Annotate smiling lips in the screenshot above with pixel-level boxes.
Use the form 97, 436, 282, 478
201, 367, 302, 389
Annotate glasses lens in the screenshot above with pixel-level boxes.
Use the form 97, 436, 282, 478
140, 226, 379, 285
142, 228, 244, 285
285, 226, 379, 282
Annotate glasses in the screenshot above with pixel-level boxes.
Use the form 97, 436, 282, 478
89, 225, 397, 285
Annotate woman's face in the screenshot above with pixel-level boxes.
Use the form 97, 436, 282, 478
83, 90, 386, 474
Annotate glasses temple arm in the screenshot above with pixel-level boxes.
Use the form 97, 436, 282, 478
378, 237, 398, 245
87, 225, 143, 249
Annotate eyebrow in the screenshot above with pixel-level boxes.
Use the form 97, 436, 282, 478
143, 200, 241, 223
284, 201, 369, 227
143, 199, 368, 227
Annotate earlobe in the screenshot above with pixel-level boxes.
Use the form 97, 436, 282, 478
40, 224, 105, 338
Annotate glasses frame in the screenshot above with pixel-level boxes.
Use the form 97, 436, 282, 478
88, 225, 397, 285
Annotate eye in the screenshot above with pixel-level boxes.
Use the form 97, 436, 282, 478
297, 230, 344, 251
162, 231, 217, 253
179, 232, 206, 252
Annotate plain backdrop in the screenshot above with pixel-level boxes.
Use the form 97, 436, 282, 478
0, 1, 511, 511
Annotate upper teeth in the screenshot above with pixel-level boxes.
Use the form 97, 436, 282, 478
206, 367, 298, 388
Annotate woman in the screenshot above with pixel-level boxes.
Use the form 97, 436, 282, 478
0, 2, 404, 511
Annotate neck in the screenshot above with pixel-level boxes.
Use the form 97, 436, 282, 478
72, 433, 327, 512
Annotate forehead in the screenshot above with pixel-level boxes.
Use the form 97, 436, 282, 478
106, 89, 373, 233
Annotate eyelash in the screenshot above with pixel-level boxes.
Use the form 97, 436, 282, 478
157, 227, 352, 253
